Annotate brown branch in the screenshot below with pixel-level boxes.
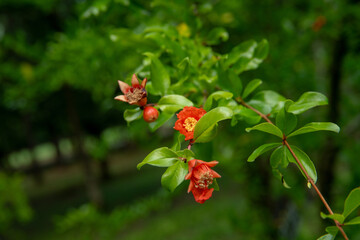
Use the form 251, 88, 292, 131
238, 98, 349, 240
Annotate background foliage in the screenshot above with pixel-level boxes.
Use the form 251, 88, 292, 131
0, 0, 360, 239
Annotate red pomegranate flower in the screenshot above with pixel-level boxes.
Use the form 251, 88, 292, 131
114, 74, 147, 106
174, 106, 206, 141
185, 159, 221, 204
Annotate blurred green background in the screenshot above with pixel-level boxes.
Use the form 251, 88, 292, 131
1, 0, 360, 239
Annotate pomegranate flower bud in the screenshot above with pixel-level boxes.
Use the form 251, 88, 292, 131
114, 74, 148, 106
185, 159, 221, 204
143, 106, 159, 123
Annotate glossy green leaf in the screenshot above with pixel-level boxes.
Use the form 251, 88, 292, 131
137, 147, 179, 169
320, 212, 345, 224
195, 123, 218, 143
158, 95, 193, 113
245, 39, 269, 70
246, 122, 283, 138
287, 122, 340, 138
205, 27, 229, 45
272, 169, 291, 189
248, 143, 282, 162
232, 105, 262, 124
276, 107, 297, 135
287, 145, 317, 183
344, 216, 360, 225
225, 40, 257, 68
171, 133, 185, 151
209, 178, 220, 191
161, 161, 188, 192
288, 92, 328, 114
343, 187, 360, 218
325, 226, 338, 236
149, 112, 173, 132
143, 52, 170, 96
217, 67, 243, 96
176, 149, 195, 160
193, 107, 233, 142
254, 39, 269, 60
317, 234, 335, 240
242, 79, 262, 99
204, 91, 233, 111
177, 57, 190, 82
249, 90, 286, 113
124, 108, 142, 122
270, 146, 290, 169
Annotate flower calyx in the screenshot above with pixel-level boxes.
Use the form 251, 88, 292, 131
115, 74, 147, 106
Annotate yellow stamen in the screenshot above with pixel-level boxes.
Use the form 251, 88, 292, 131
183, 117, 198, 132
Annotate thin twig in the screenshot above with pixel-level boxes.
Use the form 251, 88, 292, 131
237, 98, 349, 240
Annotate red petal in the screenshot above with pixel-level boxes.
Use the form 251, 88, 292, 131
118, 80, 130, 93
187, 180, 195, 193
211, 169, 221, 178
131, 74, 139, 86
187, 159, 197, 173
205, 161, 219, 167
191, 188, 214, 204
141, 78, 147, 88
114, 95, 128, 102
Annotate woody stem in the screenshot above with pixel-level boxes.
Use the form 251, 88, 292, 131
237, 98, 348, 240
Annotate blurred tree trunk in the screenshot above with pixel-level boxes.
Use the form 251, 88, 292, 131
23, 113, 43, 184
63, 85, 103, 208
319, 32, 347, 201
49, 127, 63, 164
100, 158, 111, 181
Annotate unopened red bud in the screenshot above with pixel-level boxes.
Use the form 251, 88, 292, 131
143, 106, 159, 123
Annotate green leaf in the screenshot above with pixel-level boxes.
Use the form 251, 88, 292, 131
254, 39, 269, 60
247, 143, 282, 162
176, 149, 195, 160
124, 108, 142, 123
287, 122, 340, 138
161, 161, 188, 192
232, 105, 261, 124
158, 95, 193, 113
272, 169, 291, 189
193, 107, 233, 142
177, 57, 190, 82
317, 234, 335, 240
204, 91, 233, 111
276, 107, 297, 135
143, 52, 170, 96
195, 123, 218, 143
225, 40, 257, 68
246, 122, 283, 138
343, 187, 360, 218
270, 146, 290, 169
137, 147, 179, 170
288, 92, 328, 114
325, 226, 338, 236
205, 27, 229, 45
148, 112, 173, 132
320, 212, 345, 224
287, 145, 317, 183
245, 39, 269, 70
171, 133, 185, 151
217, 67, 243, 96
249, 90, 286, 114
242, 79, 262, 99
344, 216, 360, 225
209, 178, 220, 191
